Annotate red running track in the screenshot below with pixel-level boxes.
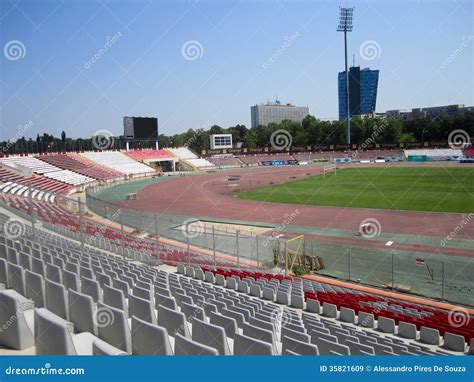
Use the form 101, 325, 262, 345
118, 165, 474, 256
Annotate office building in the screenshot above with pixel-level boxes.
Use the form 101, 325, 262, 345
338, 66, 379, 120
251, 100, 309, 128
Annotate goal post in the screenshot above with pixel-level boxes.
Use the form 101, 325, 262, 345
323, 164, 337, 178
285, 235, 305, 275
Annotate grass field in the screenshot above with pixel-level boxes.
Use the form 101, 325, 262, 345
237, 167, 474, 213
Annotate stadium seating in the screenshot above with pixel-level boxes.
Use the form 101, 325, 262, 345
166, 147, 198, 159
80, 151, 154, 175
0, 198, 472, 356
0, 156, 93, 187
237, 154, 295, 166
37, 154, 117, 180
126, 149, 174, 161
166, 148, 215, 170
404, 148, 463, 159
207, 156, 242, 168
0, 165, 70, 200
0, 156, 61, 174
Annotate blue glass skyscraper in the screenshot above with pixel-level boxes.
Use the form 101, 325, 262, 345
338, 66, 379, 120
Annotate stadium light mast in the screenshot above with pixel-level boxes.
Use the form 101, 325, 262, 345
337, 6, 354, 145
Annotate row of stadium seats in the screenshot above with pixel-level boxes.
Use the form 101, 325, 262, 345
125, 149, 174, 161
4, 195, 237, 268
37, 154, 118, 180
0, 166, 70, 195
0, 210, 473, 355
79, 151, 155, 175
207, 156, 243, 168
198, 266, 473, 352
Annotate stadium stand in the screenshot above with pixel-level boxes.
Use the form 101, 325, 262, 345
167, 147, 215, 170
0, 156, 94, 186
166, 147, 198, 160
0, 165, 70, 200
126, 149, 174, 161
0, 203, 472, 355
66, 153, 122, 177
37, 154, 117, 180
404, 148, 463, 160
80, 151, 155, 175
207, 156, 242, 168
43, 170, 93, 186
237, 154, 295, 166
0, 156, 62, 174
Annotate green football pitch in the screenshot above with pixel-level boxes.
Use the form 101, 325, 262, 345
237, 167, 474, 213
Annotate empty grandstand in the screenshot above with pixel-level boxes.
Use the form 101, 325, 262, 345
37, 154, 118, 180
207, 156, 243, 168
80, 151, 155, 175
0, 207, 472, 355
167, 147, 215, 170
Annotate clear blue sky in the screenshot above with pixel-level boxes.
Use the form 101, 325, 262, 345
0, 0, 472, 141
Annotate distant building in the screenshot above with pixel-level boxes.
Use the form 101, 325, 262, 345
383, 104, 472, 121
338, 66, 379, 120
251, 100, 309, 128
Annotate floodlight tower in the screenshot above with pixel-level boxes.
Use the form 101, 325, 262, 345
337, 6, 354, 145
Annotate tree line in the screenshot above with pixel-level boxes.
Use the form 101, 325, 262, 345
1, 112, 472, 155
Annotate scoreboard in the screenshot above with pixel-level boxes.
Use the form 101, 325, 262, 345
123, 117, 158, 140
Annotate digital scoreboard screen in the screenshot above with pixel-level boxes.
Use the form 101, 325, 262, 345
123, 117, 158, 140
